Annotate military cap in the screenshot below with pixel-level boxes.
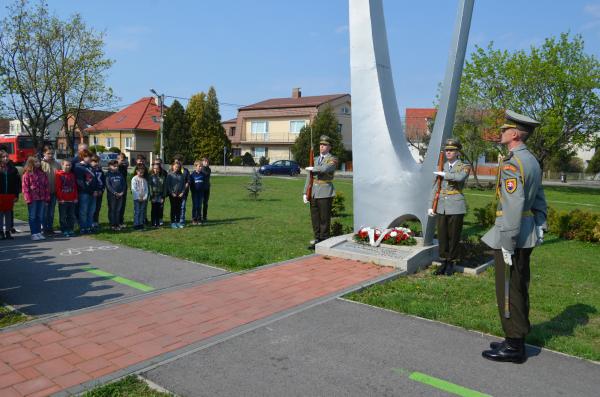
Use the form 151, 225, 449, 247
444, 138, 462, 151
319, 135, 332, 145
500, 110, 540, 133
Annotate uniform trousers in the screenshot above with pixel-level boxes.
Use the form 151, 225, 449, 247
494, 248, 533, 338
310, 197, 333, 241
436, 213, 464, 262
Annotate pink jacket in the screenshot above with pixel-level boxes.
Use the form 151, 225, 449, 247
22, 168, 50, 204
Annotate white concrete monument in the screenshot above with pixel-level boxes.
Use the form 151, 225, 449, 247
350, 0, 474, 245
316, 0, 474, 272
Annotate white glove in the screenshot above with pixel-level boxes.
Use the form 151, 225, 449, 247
536, 226, 544, 245
501, 248, 513, 266
427, 208, 435, 216
433, 171, 445, 178
305, 167, 314, 171
303, 194, 309, 204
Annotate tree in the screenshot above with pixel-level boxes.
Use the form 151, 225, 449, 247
162, 100, 190, 163
586, 148, 600, 174
0, 0, 115, 153
291, 105, 346, 167
241, 152, 255, 166
246, 169, 263, 200
459, 33, 600, 170
187, 87, 231, 164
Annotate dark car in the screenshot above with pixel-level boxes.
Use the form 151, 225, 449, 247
258, 160, 301, 176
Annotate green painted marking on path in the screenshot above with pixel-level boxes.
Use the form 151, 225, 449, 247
408, 371, 492, 397
83, 267, 155, 292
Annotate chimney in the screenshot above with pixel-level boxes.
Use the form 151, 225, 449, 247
292, 87, 301, 99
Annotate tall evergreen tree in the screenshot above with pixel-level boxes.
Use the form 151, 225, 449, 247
162, 100, 190, 163
291, 105, 346, 167
187, 87, 231, 164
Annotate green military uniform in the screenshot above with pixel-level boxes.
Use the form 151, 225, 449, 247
481, 110, 547, 363
429, 139, 470, 275
304, 136, 338, 246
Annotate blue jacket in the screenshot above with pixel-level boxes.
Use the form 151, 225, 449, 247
189, 167, 211, 192
74, 162, 97, 195
105, 170, 126, 196
92, 166, 105, 193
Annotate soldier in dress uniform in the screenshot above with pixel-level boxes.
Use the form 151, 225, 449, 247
303, 135, 338, 250
481, 110, 547, 364
428, 138, 470, 276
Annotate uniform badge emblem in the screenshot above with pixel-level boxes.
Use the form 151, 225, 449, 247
505, 178, 517, 194
503, 164, 517, 172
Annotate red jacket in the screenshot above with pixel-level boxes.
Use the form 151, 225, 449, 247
22, 169, 50, 204
55, 169, 78, 202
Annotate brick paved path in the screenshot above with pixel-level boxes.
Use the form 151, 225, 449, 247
0, 256, 394, 396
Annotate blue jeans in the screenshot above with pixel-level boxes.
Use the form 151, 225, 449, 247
78, 193, 96, 231
28, 200, 46, 235
191, 189, 210, 222
134, 200, 147, 227
179, 194, 188, 224
43, 194, 57, 231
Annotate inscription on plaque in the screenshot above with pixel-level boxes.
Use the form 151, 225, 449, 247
336, 241, 410, 260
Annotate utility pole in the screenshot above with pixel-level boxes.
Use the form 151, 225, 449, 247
150, 89, 165, 160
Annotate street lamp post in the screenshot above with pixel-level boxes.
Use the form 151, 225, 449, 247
150, 89, 165, 161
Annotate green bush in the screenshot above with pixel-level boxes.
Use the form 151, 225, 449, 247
548, 207, 600, 242
473, 200, 496, 228
259, 156, 269, 166
89, 144, 106, 154
109, 147, 121, 153
242, 152, 255, 166
230, 156, 242, 166
331, 192, 346, 217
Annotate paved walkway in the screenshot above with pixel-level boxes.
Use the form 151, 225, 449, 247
0, 255, 395, 396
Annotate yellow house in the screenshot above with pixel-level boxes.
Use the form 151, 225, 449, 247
85, 97, 161, 161
224, 88, 351, 162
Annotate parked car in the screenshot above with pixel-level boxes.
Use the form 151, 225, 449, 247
258, 160, 301, 176
98, 152, 120, 168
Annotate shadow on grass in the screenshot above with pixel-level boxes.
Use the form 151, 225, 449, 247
528, 303, 597, 348
95, 217, 258, 235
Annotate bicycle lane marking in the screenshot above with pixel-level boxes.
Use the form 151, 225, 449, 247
393, 368, 493, 397
82, 266, 155, 292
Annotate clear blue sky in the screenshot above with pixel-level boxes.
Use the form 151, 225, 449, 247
2, 1, 600, 120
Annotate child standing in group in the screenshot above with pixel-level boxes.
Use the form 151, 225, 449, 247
55, 159, 78, 236
149, 162, 167, 228
131, 165, 149, 230
40, 145, 61, 236
105, 160, 126, 231
21, 156, 50, 240
91, 155, 105, 231
0, 150, 20, 240
166, 161, 186, 228
173, 154, 190, 225
74, 149, 97, 234
117, 152, 129, 227
190, 158, 211, 225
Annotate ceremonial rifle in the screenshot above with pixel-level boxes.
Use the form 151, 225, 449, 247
431, 150, 444, 213
306, 130, 315, 202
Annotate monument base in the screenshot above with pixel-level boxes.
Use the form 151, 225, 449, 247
315, 234, 438, 274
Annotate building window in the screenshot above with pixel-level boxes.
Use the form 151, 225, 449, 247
340, 106, 350, 115
232, 148, 241, 157
253, 147, 267, 158
337, 124, 343, 133
106, 137, 114, 148
229, 126, 236, 137
251, 120, 268, 134
92, 136, 99, 145
124, 137, 134, 149
290, 120, 306, 133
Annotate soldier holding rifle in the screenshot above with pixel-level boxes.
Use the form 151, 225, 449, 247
303, 135, 338, 250
481, 110, 547, 364
428, 138, 470, 276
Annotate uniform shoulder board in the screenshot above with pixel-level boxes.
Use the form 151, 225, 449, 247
503, 164, 518, 172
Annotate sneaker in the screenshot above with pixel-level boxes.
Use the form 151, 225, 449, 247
177, 223, 184, 229
31, 234, 41, 241
11, 227, 20, 233
38, 233, 46, 240
171, 223, 178, 229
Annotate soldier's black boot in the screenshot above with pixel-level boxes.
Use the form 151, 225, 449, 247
434, 260, 447, 275
482, 338, 526, 364
489, 339, 507, 350
445, 261, 455, 276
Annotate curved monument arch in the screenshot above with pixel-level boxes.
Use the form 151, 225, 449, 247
349, 0, 474, 245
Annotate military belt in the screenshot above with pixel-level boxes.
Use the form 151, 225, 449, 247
496, 210, 534, 217
441, 190, 462, 195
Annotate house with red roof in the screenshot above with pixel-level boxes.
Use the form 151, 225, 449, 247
224, 88, 351, 162
85, 97, 161, 161
55, 109, 115, 156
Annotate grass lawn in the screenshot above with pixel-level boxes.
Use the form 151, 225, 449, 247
82, 375, 171, 397
0, 302, 28, 328
11, 176, 600, 359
